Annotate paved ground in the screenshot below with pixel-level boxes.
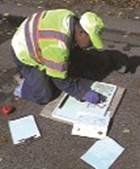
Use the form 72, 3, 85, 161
0, 2, 140, 169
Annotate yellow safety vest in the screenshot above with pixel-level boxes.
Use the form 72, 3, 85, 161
12, 9, 75, 79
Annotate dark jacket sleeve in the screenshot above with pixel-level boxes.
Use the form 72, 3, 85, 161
51, 77, 93, 100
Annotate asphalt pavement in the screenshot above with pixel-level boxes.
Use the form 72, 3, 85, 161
0, 3, 140, 169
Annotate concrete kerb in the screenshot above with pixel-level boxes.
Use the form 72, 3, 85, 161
0, 3, 140, 47
103, 15, 140, 34
102, 15, 140, 47
0, 3, 140, 33
0, 3, 40, 18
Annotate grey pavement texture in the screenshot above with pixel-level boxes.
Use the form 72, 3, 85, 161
0, 3, 140, 169
0, 3, 140, 48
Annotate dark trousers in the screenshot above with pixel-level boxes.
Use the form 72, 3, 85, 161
12, 49, 60, 104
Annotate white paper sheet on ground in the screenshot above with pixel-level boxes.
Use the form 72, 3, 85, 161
52, 82, 117, 124
8, 115, 41, 144
91, 82, 117, 99
81, 136, 125, 169
91, 82, 117, 116
52, 96, 87, 123
72, 112, 110, 139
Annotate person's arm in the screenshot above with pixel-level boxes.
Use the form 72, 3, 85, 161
51, 77, 93, 100
52, 77, 107, 104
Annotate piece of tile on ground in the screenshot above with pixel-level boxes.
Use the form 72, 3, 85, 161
81, 136, 125, 169
8, 115, 41, 144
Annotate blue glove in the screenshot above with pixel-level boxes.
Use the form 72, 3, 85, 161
82, 90, 106, 104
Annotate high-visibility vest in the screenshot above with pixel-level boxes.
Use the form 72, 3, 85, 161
12, 9, 75, 79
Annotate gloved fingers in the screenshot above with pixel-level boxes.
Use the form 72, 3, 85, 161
82, 90, 100, 104
99, 93, 107, 103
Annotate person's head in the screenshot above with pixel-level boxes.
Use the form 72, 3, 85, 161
74, 22, 92, 49
75, 12, 104, 50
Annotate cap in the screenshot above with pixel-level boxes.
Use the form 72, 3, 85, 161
80, 12, 104, 49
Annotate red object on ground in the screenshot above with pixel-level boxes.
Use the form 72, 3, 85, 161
0, 104, 14, 115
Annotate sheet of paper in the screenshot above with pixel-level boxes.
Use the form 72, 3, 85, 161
81, 136, 125, 169
90, 82, 117, 116
72, 112, 110, 139
52, 96, 86, 123
8, 115, 41, 144
91, 82, 117, 99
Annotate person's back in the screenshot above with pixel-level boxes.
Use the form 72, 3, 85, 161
12, 9, 76, 79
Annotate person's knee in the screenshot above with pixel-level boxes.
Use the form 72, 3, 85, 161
35, 97, 52, 105
33, 90, 54, 105
20, 67, 57, 105
22, 83, 54, 105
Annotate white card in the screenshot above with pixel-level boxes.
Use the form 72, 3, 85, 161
81, 136, 125, 169
9, 115, 41, 144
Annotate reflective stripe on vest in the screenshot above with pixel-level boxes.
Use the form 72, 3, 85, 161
24, 12, 70, 72
24, 17, 37, 61
38, 30, 70, 45
24, 12, 42, 63
32, 12, 43, 63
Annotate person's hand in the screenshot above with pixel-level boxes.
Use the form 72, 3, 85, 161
82, 90, 107, 104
